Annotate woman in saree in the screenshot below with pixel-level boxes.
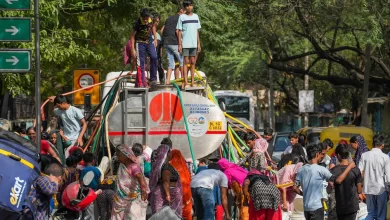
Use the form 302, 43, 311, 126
169, 149, 192, 220
277, 162, 303, 212
149, 144, 183, 216
111, 144, 148, 220
218, 158, 249, 220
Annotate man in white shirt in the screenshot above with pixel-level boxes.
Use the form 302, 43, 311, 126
191, 163, 231, 220
358, 135, 390, 220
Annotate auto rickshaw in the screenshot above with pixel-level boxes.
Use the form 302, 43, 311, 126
296, 127, 326, 147
320, 125, 374, 156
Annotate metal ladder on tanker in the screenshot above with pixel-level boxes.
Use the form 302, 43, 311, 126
120, 84, 149, 147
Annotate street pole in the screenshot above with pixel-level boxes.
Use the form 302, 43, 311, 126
34, 0, 41, 151
268, 68, 275, 129
304, 50, 309, 127
361, 44, 372, 127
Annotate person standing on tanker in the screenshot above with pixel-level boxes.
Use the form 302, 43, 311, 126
177, 0, 201, 88
131, 8, 158, 87
161, 6, 186, 84
150, 11, 165, 84
49, 95, 87, 158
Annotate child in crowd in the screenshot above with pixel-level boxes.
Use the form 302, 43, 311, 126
80, 152, 102, 220
23, 163, 64, 220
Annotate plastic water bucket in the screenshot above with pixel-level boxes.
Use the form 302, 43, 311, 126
293, 195, 304, 213
289, 213, 305, 220
282, 211, 290, 220
356, 202, 368, 220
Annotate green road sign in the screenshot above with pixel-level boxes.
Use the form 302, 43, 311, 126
0, 18, 31, 42
0, 50, 31, 72
0, 0, 30, 10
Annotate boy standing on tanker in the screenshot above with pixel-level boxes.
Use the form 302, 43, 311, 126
177, 0, 201, 88
131, 8, 158, 87
161, 6, 186, 84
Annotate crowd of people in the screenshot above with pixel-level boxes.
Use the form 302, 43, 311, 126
10, 90, 390, 220
125, 0, 201, 88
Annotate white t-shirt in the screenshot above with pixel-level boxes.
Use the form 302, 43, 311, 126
191, 169, 228, 189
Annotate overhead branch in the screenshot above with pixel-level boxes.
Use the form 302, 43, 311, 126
269, 62, 361, 87
273, 46, 364, 62
61, 1, 110, 14
371, 56, 390, 77
269, 61, 390, 89
276, 76, 299, 112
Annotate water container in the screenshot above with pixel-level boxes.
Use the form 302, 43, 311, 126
293, 196, 304, 213
356, 202, 368, 220
289, 213, 305, 220
387, 201, 390, 220
282, 211, 290, 220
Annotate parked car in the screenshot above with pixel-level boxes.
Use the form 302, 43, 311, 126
269, 132, 291, 163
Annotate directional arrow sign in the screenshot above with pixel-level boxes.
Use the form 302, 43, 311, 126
0, 0, 30, 10
0, 18, 31, 42
0, 50, 31, 72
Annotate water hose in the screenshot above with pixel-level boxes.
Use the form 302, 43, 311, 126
228, 125, 245, 158
229, 124, 250, 151
171, 82, 197, 172
104, 85, 120, 175
276, 182, 294, 188
39, 74, 130, 122
228, 120, 248, 133
83, 119, 101, 152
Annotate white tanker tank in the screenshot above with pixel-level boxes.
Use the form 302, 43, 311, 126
104, 71, 227, 159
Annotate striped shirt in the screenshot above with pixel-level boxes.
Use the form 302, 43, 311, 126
176, 13, 201, 48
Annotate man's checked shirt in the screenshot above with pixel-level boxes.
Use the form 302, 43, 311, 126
23, 175, 58, 220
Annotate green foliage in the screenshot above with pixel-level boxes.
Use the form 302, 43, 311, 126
1, 0, 389, 115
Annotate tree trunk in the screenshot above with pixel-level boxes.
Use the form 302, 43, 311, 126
361, 44, 372, 127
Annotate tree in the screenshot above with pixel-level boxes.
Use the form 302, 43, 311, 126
233, 0, 390, 113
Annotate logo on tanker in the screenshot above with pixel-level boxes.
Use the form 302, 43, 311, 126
149, 92, 183, 123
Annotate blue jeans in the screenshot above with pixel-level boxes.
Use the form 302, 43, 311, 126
165, 45, 183, 69
135, 42, 157, 87
191, 187, 215, 220
366, 191, 388, 220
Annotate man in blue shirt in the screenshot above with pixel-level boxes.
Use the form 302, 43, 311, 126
177, 0, 201, 88
293, 144, 334, 220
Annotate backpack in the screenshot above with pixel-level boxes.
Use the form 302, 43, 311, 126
0, 130, 40, 219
